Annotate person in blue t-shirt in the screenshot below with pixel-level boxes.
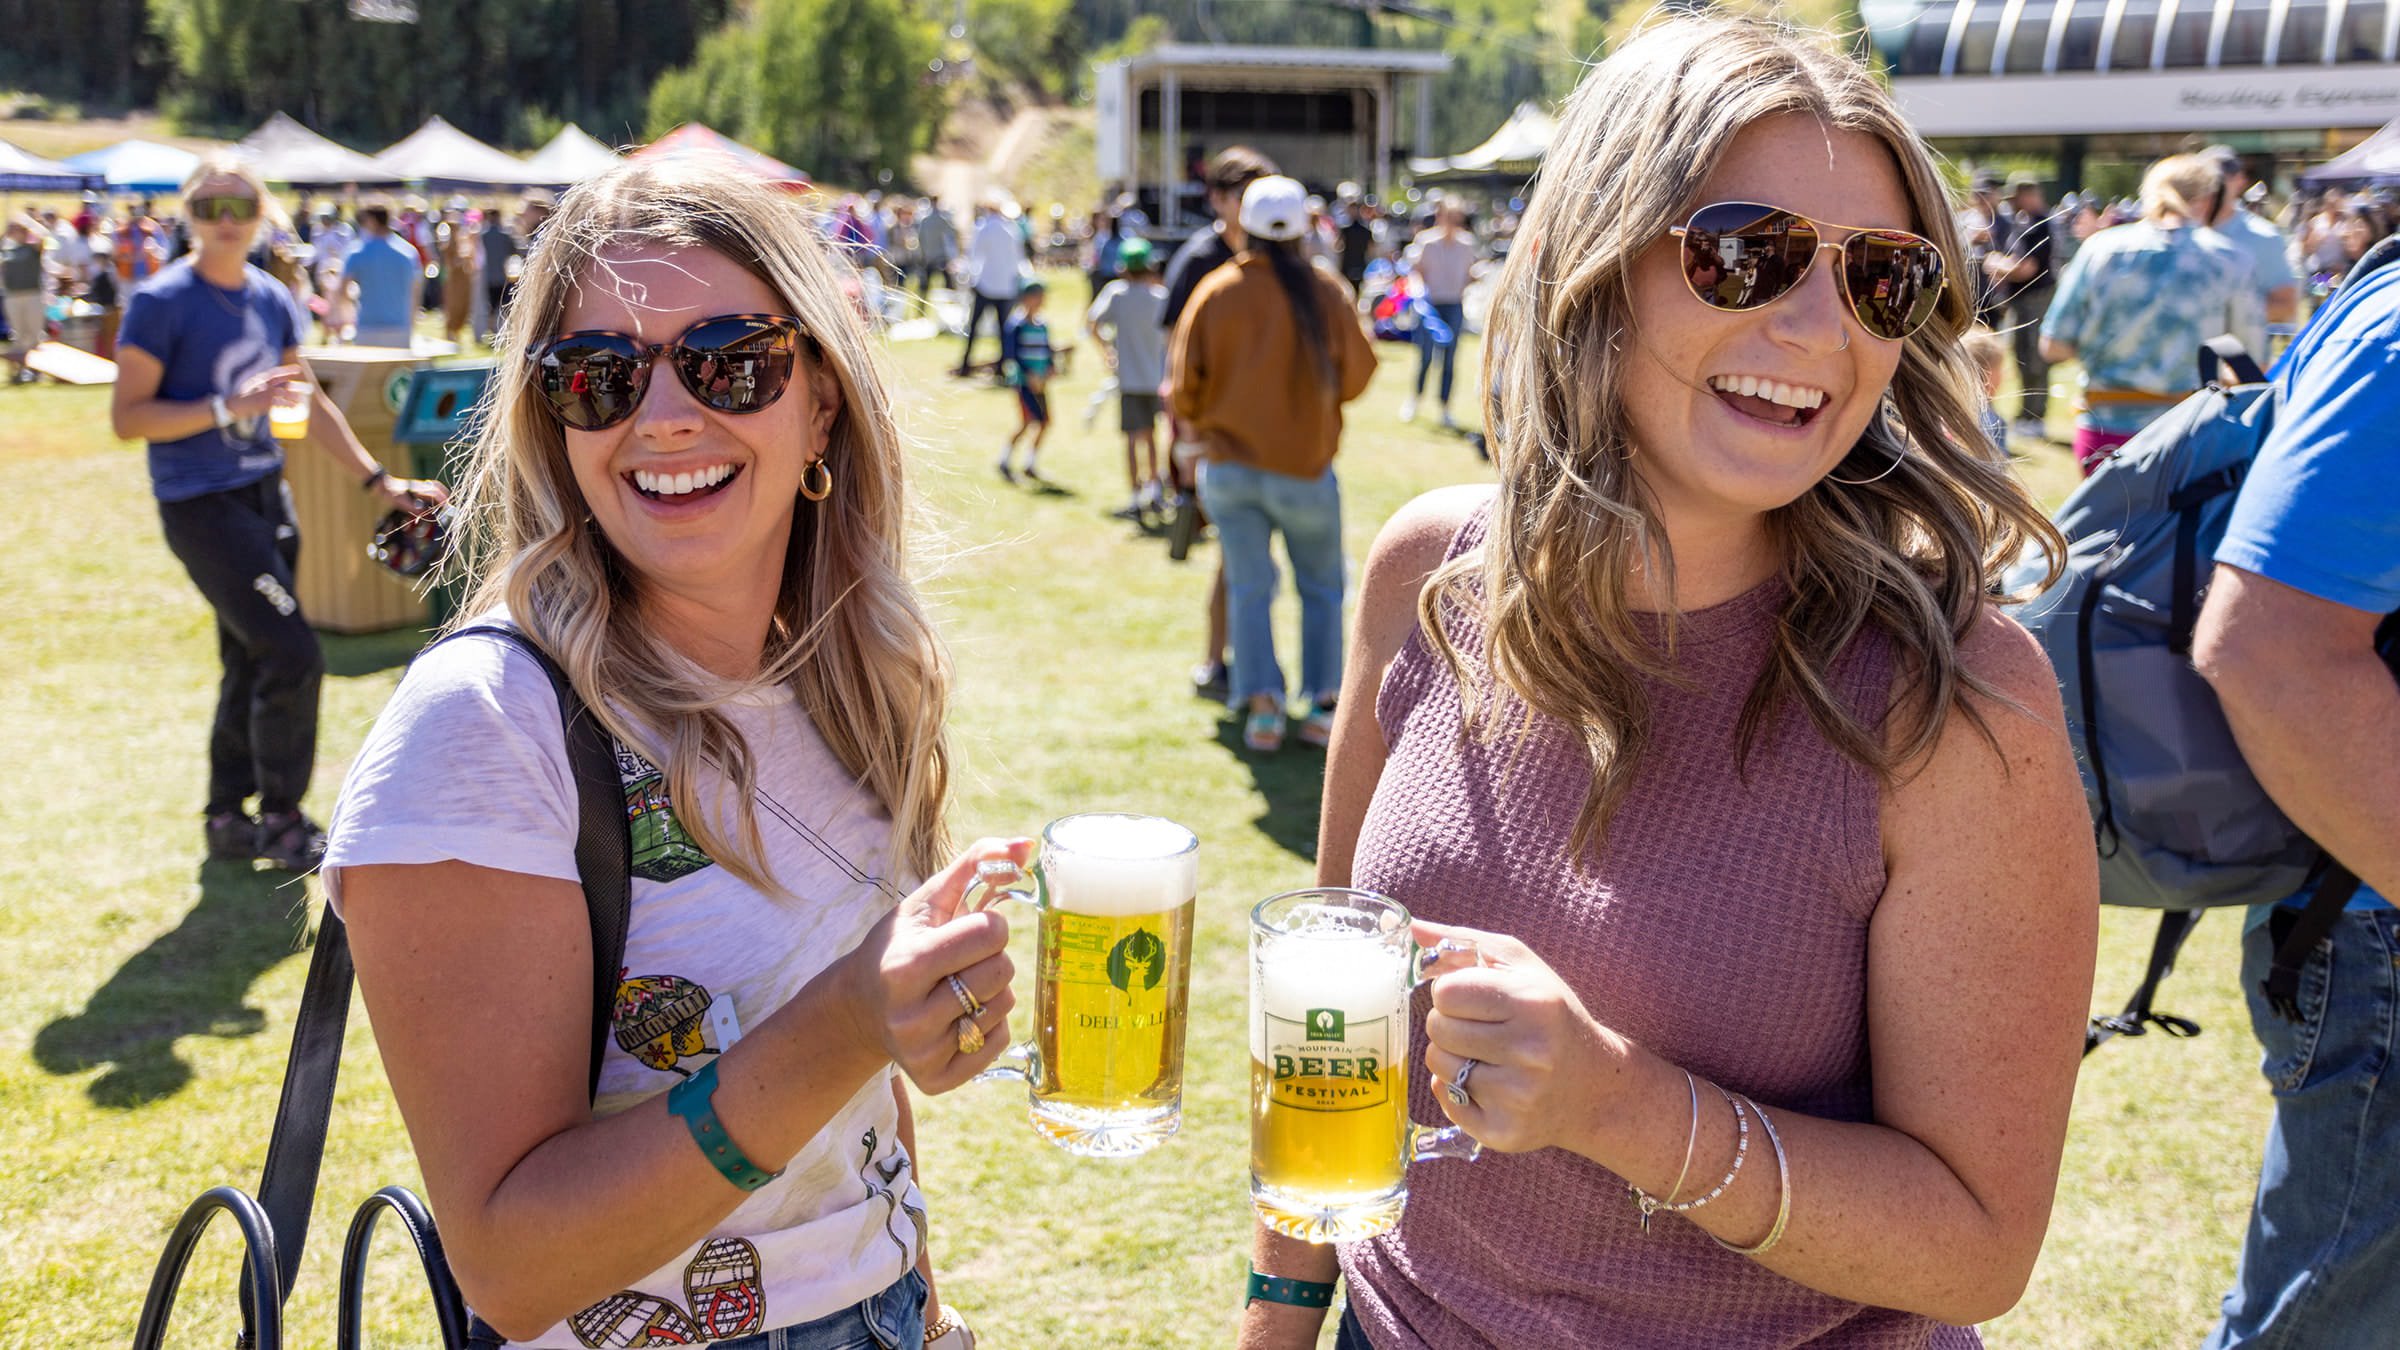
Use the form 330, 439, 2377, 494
110, 158, 446, 871
996, 280, 1053, 483
340, 204, 422, 349
2192, 247, 2400, 1350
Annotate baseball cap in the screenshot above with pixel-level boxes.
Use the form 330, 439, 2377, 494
1117, 236, 1155, 272
1238, 175, 1309, 243
2006, 173, 2041, 194
1971, 168, 2003, 191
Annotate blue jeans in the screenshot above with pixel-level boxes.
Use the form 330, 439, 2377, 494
1336, 1303, 1373, 1348
1412, 301, 1466, 405
1196, 459, 1345, 710
712, 1268, 925, 1350
2205, 906, 2400, 1349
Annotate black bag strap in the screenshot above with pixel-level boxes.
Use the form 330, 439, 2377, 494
245, 623, 630, 1326
2261, 858, 2359, 1022
2085, 908, 2207, 1056
2198, 336, 2269, 390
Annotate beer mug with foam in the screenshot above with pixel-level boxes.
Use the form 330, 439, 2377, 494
965, 813, 1199, 1157
1249, 888, 1481, 1242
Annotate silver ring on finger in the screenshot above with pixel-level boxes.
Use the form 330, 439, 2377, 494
954, 1013, 986, 1056
946, 973, 984, 1019
1446, 1057, 1479, 1107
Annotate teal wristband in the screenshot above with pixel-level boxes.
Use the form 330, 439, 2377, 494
666, 1060, 781, 1192
1245, 1266, 1336, 1309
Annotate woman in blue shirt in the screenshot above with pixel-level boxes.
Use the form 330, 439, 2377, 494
109, 157, 445, 870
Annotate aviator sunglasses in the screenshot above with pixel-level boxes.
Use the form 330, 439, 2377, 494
1669, 202, 1947, 342
186, 196, 261, 223
529, 313, 807, 431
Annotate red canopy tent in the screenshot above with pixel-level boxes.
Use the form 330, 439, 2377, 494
632, 125, 810, 191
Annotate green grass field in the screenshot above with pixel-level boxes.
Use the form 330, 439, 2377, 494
0, 283, 2268, 1348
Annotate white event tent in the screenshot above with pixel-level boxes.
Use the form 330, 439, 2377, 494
522, 124, 621, 187
376, 115, 543, 191
236, 112, 405, 187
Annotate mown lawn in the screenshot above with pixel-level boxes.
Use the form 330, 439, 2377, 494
0, 279, 2263, 1347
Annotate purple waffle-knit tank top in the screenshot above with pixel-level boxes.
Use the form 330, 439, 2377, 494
1338, 498, 1978, 1349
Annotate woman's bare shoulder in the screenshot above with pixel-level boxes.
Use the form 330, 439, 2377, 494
1355, 484, 1495, 662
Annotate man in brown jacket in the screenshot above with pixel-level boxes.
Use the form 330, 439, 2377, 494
1168, 175, 1376, 753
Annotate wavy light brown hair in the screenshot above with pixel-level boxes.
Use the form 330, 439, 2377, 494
1430, 13, 2063, 861
448, 159, 951, 889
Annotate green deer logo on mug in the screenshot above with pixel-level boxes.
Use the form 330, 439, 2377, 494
1107, 928, 1167, 993
1306, 1009, 1346, 1042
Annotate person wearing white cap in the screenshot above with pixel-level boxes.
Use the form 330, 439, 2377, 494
1168, 174, 1377, 753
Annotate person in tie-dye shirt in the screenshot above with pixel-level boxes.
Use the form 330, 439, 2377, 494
2040, 153, 2259, 474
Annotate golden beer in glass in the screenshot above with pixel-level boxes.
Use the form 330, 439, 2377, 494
1250, 888, 1479, 1242
969, 813, 1198, 1157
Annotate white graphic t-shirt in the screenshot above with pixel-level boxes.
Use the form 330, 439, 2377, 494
324, 626, 925, 1349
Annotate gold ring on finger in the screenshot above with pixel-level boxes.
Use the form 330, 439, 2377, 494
954, 1013, 986, 1056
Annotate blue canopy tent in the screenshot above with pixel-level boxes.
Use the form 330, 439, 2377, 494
63, 140, 204, 196
0, 140, 101, 193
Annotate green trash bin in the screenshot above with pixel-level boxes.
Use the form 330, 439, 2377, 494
391, 362, 496, 627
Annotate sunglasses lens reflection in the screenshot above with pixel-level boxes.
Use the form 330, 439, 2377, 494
671, 318, 796, 415
1843, 232, 1946, 341
1681, 202, 1818, 312
539, 336, 650, 431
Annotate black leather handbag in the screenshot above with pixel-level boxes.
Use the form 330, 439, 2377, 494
131, 627, 631, 1350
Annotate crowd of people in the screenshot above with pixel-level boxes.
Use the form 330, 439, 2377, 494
42, 11, 2400, 1345
1952, 147, 2397, 471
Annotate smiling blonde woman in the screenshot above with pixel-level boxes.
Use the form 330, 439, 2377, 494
324, 161, 1017, 1350
1239, 15, 2098, 1349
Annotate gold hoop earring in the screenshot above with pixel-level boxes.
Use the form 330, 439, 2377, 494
1826, 408, 1906, 486
800, 458, 834, 502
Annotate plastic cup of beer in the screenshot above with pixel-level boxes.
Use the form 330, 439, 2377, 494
965, 813, 1199, 1157
268, 394, 311, 442
1249, 887, 1480, 1243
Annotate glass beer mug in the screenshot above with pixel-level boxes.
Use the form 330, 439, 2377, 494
1250, 888, 1481, 1243
965, 813, 1199, 1157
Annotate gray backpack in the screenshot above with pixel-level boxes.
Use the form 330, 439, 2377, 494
2009, 242, 2400, 1051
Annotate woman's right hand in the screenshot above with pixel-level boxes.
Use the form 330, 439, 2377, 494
226, 364, 306, 419
842, 837, 1034, 1094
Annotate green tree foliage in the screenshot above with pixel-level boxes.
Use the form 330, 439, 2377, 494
0, 0, 165, 108
968, 0, 1083, 98
646, 0, 942, 186
25, 0, 727, 146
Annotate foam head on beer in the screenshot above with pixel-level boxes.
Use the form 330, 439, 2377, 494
1250, 903, 1409, 1065
1044, 813, 1199, 916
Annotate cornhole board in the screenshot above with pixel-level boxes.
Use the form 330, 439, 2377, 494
23, 342, 115, 385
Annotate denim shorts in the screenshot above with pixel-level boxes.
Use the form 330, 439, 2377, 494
709, 1268, 927, 1350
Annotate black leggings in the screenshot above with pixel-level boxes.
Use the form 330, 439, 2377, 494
156, 475, 323, 817
957, 289, 1014, 374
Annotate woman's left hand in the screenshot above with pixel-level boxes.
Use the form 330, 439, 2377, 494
382, 477, 451, 512
1414, 919, 1629, 1155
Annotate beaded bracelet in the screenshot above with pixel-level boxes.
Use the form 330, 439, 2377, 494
1629, 1083, 1747, 1233
1715, 1094, 1792, 1258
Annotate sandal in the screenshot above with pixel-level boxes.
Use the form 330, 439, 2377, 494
255, 810, 328, 873
1297, 704, 1336, 749
205, 810, 257, 863
1244, 706, 1286, 753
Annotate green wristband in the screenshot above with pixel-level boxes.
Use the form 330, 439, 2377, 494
1245, 1266, 1336, 1309
666, 1060, 781, 1192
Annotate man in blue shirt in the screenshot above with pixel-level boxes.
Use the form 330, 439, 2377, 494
340, 205, 421, 349
2193, 251, 2400, 1349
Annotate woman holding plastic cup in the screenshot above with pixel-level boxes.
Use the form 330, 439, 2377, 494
1239, 16, 2096, 1349
109, 155, 444, 871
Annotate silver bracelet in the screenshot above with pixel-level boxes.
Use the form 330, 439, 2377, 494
1630, 1082, 1746, 1230
1715, 1094, 1792, 1258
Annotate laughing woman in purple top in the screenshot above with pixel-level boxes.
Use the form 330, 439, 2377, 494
1238, 17, 2097, 1350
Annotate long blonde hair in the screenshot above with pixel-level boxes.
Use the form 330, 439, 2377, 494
1433, 13, 2062, 861
449, 160, 951, 888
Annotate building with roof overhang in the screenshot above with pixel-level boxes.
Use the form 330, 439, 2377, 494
1094, 43, 1453, 235
1867, 0, 2400, 186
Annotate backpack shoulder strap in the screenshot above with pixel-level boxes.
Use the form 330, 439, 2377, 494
247, 624, 631, 1316
438, 623, 632, 1099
